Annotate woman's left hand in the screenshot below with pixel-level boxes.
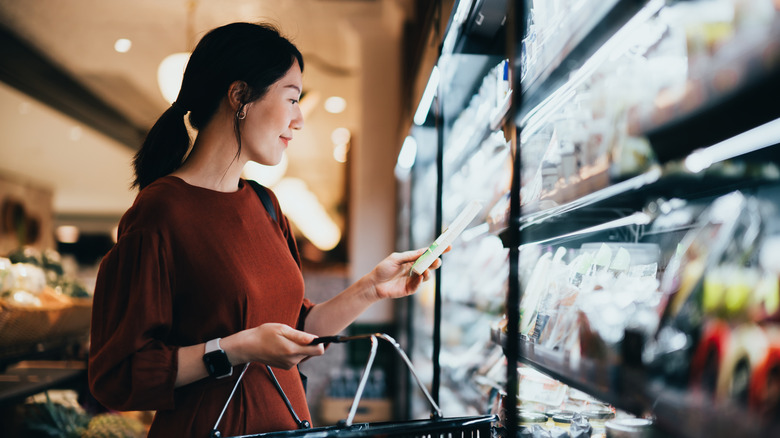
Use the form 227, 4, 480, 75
370, 247, 449, 300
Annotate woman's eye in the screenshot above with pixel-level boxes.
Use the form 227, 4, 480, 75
290, 99, 299, 105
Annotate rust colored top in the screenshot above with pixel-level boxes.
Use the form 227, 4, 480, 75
88, 176, 315, 437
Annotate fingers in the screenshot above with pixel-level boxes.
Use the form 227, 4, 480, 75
392, 248, 427, 265
407, 250, 444, 279
280, 326, 325, 358
251, 324, 325, 369
280, 324, 317, 344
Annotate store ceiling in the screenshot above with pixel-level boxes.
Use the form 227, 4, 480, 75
0, 0, 424, 235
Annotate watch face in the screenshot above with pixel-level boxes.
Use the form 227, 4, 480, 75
203, 350, 233, 378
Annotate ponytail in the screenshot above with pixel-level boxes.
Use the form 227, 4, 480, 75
132, 104, 191, 190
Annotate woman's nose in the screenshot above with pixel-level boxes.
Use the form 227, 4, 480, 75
291, 106, 304, 130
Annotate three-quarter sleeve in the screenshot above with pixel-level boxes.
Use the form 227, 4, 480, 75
88, 229, 179, 411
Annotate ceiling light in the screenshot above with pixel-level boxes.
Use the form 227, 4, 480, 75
69, 126, 82, 141
114, 38, 132, 53
333, 143, 349, 163
242, 153, 289, 187
324, 96, 347, 114
157, 52, 190, 104
56, 225, 80, 244
331, 127, 351, 145
414, 66, 439, 125
273, 178, 341, 251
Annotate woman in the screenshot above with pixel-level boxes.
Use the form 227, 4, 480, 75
88, 22, 441, 437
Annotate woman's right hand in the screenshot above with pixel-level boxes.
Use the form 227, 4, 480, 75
223, 323, 325, 369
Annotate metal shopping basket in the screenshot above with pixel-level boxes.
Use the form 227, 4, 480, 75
212, 333, 496, 438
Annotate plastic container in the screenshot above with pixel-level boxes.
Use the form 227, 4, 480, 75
605, 418, 655, 438
582, 408, 616, 437
579, 243, 660, 267
551, 413, 574, 430
518, 411, 548, 429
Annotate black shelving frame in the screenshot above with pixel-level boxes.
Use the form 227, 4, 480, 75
426, 0, 513, 413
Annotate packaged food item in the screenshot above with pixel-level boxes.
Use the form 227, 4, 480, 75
689, 319, 732, 394
569, 412, 595, 438
551, 412, 573, 430
604, 417, 656, 438
753, 235, 780, 323
718, 324, 769, 404
690, 320, 772, 406
658, 191, 762, 329
518, 365, 568, 408
532, 247, 569, 343
519, 410, 549, 429
520, 240, 663, 357
544, 409, 575, 421
520, 250, 554, 336
648, 191, 775, 388
702, 264, 761, 319
582, 407, 616, 438
749, 326, 780, 419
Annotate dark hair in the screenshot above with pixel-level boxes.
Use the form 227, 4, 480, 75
132, 22, 304, 189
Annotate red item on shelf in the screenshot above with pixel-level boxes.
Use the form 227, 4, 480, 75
690, 320, 731, 395
749, 327, 780, 419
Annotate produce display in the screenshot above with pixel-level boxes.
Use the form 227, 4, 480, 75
19, 390, 147, 438
0, 246, 92, 349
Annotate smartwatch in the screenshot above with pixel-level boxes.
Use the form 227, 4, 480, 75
203, 338, 233, 379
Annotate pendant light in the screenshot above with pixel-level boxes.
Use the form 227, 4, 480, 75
157, 1, 197, 104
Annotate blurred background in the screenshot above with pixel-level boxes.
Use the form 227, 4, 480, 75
0, 0, 446, 432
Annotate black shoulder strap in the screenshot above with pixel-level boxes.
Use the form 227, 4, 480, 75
247, 179, 278, 223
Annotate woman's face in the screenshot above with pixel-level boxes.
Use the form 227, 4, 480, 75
241, 60, 304, 165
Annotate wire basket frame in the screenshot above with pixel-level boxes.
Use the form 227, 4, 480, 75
211, 333, 495, 438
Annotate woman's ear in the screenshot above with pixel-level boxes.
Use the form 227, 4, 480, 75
227, 80, 249, 111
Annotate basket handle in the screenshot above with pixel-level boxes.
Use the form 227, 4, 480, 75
211, 363, 251, 438
315, 333, 443, 425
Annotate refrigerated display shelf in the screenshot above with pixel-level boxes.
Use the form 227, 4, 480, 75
440, 365, 491, 414
494, 164, 779, 245
516, 0, 649, 124
643, 62, 780, 164
442, 0, 508, 57
519, 337, 643, 415
443, 115, 499, 179
440, 54, 505, 129
495, 329, 780, 438
408, 0, 780, 435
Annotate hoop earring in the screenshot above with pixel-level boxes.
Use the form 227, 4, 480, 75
237, 105, 247, 120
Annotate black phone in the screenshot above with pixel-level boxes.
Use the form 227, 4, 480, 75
308, 335, 344, 345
